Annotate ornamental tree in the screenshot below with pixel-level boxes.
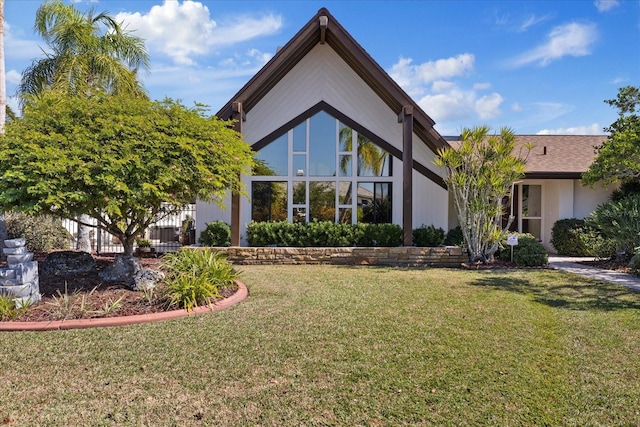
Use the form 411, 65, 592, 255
582, 86, 640, 186
435, 126, 530, 263
0, 92, 254, 256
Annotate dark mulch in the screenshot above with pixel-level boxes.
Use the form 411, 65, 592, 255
2, 253, 237, 323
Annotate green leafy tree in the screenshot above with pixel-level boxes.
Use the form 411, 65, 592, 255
582, 86, 640, 186
17, 0, 149, 252
0, 92, 254, 256
435, 126, 530, 263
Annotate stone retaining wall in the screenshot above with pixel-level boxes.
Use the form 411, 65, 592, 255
208, 246, 467, 267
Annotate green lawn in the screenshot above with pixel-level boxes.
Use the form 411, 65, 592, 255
1, 265, 639, 426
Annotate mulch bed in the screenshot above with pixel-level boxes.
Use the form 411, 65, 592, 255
1, 253, 237, 323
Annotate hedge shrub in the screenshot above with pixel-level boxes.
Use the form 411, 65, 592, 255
444, 226, 464, 246
499, 233, 548, 266
5, 211, 70, 252
246, 221, 403, 247
199, 220, 231, 247
550, 218, 616, 259
412, 224, 445, 246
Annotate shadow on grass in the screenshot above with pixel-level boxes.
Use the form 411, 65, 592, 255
469, 271, 640, 311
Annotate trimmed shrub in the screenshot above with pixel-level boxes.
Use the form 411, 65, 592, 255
162, 248, 238, 311
413, 224, 445, 246
629, 253, 640, 273
444, 226, 464, 246
199, 220, 231, 247
353, 223, 403, 247
551, 218, 617, 259
499, 233, 548, 266
5, 211, 70, 252
246, 221, 402, 247
587, 193, 640, 255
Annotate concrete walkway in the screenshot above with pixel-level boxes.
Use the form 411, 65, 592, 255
548, 256, 640, 292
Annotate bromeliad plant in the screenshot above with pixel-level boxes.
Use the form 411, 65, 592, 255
161, 248, 238, 311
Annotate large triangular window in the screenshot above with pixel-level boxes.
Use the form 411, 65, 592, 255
251, 109, 393, 224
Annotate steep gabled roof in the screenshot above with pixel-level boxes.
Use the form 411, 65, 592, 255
216, 7, 448, 154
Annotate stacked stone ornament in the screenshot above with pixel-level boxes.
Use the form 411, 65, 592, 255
0, 238, 41, 307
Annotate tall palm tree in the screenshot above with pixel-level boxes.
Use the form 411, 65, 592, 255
19, 0, 148, 100
17, 0, 149, 253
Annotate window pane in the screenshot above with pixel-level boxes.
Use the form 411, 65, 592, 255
309, 111, 336, 176
309, 181, 336, 221
523, 219, 542, 240
293, 208, 306, 223
339, 123, 353, 152
338, 181, 353, 204
255, 134, 287, 176
338, 208, 352, 224
293, 154, 306, 177
339, 155, 352, 177
293, 121, 306, 152
357, 135, 390, 177
293, 181, 306, 204
522, 185, 542, 217
357, 182, 391, 223
251, 182, 287, 222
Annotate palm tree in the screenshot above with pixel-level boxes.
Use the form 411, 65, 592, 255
18, 0, 149, 253
19, 0, 148, 100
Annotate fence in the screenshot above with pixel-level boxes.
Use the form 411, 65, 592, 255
62, 204, 196, 254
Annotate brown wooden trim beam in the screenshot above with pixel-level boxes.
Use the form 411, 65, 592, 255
400, 105, 414, 246
230, 102, 244, 246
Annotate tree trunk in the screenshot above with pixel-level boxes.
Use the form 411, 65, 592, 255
76, 214, 92, 253
122, 235, 135, 257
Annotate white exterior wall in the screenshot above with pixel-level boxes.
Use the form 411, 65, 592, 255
521, 179, 614, 252
214, 43, 449, 245
573, 180, 614, 218
412, 170, 449, 230
244, 45, 405, 152
196, 195, 232, 241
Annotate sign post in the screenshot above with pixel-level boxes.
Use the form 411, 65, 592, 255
506, 234, 519, 263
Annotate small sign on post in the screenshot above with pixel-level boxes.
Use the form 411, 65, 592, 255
506, 234, 518, 263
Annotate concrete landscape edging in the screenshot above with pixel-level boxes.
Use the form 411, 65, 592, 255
0, 280, 248, 332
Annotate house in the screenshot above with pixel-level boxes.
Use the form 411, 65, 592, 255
196, 8, 613, 252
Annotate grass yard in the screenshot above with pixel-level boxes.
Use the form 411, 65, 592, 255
1, 265, 639, 426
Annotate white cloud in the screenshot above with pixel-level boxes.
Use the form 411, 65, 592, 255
6, 70, 22, 85
476, 93, 504, 119
510, 22, 598, 67
512, 102, 523, 112
389, 54, 504, 125
495, 13, 550, 32
116, 1, 282, 66
389, 54, 474, 97
594, 0, 620, 12
536, 123, 604, 135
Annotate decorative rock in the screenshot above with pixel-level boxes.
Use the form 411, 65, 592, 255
98, 255, 142, 282
4, 238, 26, 248
3, 246, 27, 255
7, 253, 34, 266
130, 268, 165, 291
0, 238, 40, 307
42, 251, 96, 276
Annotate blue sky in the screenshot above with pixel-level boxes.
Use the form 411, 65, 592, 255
5, 0, 639, 136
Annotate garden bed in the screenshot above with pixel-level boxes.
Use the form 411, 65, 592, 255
1, 253, 238, 323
